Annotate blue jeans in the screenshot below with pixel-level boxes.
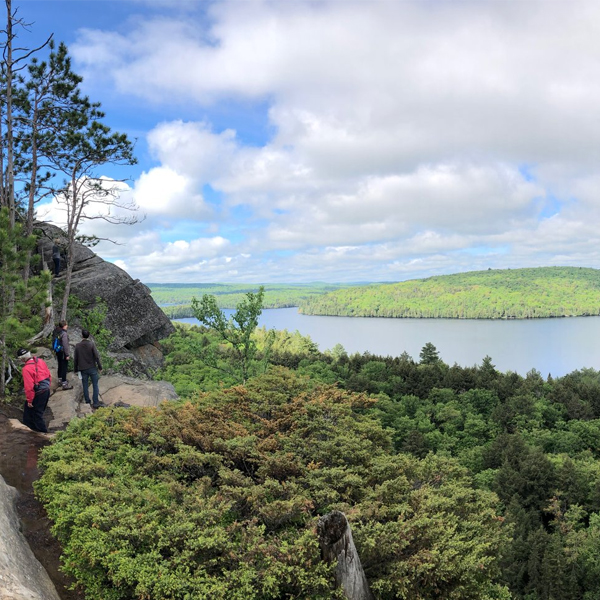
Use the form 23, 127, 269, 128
81, 368, 100, 405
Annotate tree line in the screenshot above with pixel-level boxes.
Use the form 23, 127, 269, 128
149, 283, 352, 318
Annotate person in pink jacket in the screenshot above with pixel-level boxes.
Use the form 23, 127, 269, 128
17, 348, 52, 433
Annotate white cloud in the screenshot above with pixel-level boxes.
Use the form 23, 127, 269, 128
133, 166, 211, 218
64, 0, 600, 282
146, 121, 238, 181
72, 0, 600, 168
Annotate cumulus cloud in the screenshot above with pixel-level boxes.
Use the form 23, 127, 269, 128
72, 0, 600, 167
62, 0, 600, 282
133, 166, 211, 218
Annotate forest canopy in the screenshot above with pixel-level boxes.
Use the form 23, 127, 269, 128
154, 321, 600, 600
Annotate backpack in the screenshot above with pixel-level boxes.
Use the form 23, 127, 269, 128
52, 331, 63, 354
31, 357, 51, 394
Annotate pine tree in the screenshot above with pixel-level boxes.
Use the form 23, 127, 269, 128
0, 207, 50, 395
419, 341, 440, 364
0, 0, 51, 224
45, 82, 138, 320
16, 40, 84, 279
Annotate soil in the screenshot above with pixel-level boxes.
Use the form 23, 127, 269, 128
0, 406, 84, 600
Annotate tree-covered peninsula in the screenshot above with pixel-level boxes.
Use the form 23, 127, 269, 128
299, 267, 600, 319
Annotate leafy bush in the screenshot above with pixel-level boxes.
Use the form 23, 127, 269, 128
36, 368, 509, 599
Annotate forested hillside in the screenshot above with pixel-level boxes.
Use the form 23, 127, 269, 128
299, 267, 600, 319
153, 323, 600, 600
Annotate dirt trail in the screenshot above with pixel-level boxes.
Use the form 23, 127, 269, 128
0, 409, 83, 600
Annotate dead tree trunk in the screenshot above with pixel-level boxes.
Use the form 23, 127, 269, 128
317, 511, 374, 600
4, 0, 16, 228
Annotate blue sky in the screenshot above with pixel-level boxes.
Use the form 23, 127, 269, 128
24, 0, 600, 283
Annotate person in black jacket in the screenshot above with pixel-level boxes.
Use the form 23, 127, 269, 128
51, 239, 61, 276
73, 329, 105, 408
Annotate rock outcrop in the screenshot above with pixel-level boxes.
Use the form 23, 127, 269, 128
28, 347, 178, 431
33, 222, 174, 374
45, 374, 178, 430
93, 375, 179, 408
0, 476, 61, 600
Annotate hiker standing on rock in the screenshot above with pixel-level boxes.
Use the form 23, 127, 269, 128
17, 349, 52, 433
53, 321, 73, 390
74, 329, 106, 408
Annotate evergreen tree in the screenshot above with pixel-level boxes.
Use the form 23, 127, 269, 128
0, 0, 51, 224
0, 207, 49, 395
16, 40, 87, 278
419, 341, 440, 364
49, 98, 138, 320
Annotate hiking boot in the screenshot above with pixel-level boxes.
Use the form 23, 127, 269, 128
61, 382, 73, 390
92, 401, 107, 409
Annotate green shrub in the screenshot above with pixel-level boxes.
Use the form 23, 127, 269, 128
36, 368, 509, 599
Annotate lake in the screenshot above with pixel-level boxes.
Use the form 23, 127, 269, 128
175, 308, 600, 378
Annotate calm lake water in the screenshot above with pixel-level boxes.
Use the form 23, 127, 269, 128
175, 308, 600, 378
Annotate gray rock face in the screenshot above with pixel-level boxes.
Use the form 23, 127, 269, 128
0, 476, 61, 600
96, 375, 178, 408
34, 222, 174, 372
67, 260, 174, 350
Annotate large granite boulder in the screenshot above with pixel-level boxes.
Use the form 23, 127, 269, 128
46, 375, 178, 430
34, 222, 174, 374
96, 375, 179, 407
0, 476, 61, 600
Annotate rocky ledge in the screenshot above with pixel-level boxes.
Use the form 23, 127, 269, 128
28, 347, 179, 431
